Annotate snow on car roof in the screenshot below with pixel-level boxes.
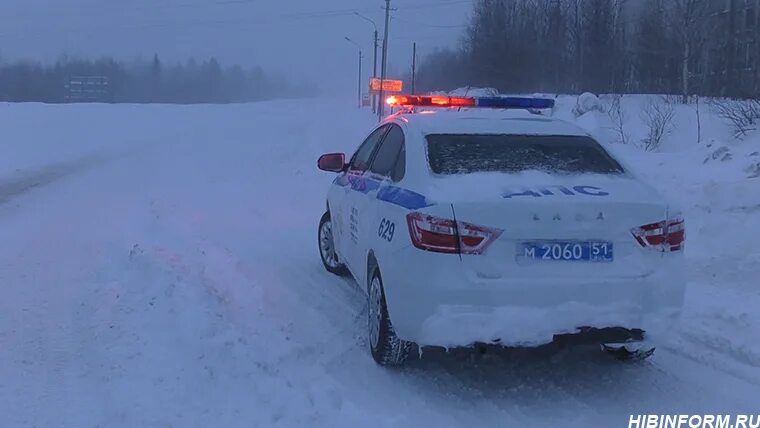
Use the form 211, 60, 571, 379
396, 109, 590, 137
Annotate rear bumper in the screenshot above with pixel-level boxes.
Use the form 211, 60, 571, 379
410, 298, 680, 348
553, 326, 645, 346
380, 248, 685, 348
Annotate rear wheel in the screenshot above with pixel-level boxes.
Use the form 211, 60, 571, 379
368, 268, 411, 366
318, 211, 347, 276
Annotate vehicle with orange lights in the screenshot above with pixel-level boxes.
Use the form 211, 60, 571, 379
316, 95, 685, 366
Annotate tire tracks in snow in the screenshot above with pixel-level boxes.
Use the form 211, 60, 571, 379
0, 151, 125, 207
0, 136, 172, 209
0, 160, 90, 206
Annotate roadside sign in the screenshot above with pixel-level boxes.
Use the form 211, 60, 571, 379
369, 78, 403, 94
64, 76, 112, 103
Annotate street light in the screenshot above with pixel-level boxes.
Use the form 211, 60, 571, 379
354, 12, 379, 114
379, 0, 391, 120
344, 37, 364, 109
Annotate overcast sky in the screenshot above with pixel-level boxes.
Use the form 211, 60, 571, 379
0, 0, 472, 95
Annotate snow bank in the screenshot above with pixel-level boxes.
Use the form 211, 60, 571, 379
572, 92, 603, 117
447, 87, 500, 97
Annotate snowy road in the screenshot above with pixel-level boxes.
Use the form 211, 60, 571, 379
0, 100, 758, 427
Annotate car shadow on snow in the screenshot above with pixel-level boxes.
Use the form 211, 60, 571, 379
346, 279, 664, 402
391, 343, 676, 415
406, 340, 627, 378
333, 276, 685, 413
323, 277, 716, 416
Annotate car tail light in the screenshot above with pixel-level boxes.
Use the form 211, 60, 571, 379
406, 213, 459, 254
458, 221, 504, 254
406, 212, 503, 255
631, 216, 685, 252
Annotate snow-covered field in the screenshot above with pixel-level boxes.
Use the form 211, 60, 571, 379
0, 97, 758, 427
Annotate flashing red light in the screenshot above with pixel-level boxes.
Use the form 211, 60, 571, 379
386, 95, 403, 106
387, 95, 476, 108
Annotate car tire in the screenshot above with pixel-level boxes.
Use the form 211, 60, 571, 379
318, 211, 348, 276
368, 267, 411, 366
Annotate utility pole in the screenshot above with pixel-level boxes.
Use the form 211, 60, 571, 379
372, 29, 379, 113
358, 50, 363, 108
378, 0, 391, 119
411, 42, 417, 95
354, 12, 379, 114
345, 37, 363, 109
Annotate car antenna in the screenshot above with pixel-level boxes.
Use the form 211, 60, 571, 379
458, 86, 472, 112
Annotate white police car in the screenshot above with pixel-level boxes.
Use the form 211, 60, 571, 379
317, 95, 685, 366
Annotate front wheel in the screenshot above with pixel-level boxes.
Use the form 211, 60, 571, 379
318, 211, 347, 276
368, 268, 411, 366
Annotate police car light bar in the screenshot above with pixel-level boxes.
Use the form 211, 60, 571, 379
386, 95, 476, 108
386, 95, 555, 110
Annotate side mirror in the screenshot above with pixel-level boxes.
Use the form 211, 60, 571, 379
318, 153, 346, 173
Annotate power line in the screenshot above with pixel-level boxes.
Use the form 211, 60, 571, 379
392, 16, 467, 29
398, 0, 477, 11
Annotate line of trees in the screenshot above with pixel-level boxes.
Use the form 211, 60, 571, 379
415, 0, 757, 99
0, 54, 313, 103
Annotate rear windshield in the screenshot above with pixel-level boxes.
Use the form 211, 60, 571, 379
426, 134, 625, 175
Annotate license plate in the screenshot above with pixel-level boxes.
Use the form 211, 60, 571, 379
518, 240, 614, 262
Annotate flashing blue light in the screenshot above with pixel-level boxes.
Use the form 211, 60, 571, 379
476, 97, 555, 109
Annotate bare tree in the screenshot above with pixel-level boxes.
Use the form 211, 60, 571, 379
567, 0, 585, 93
607, 94, 629, 144
695, 95, 702, 144
670, 0, 709, 104
709, 98, 760, 137
641, 96, 676, 151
